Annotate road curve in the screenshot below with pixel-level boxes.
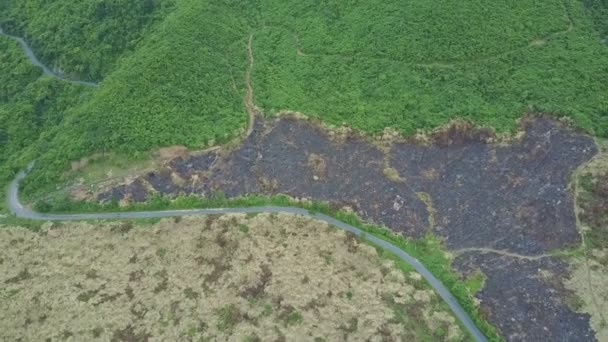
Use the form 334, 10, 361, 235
0, 27, 98, 87
7, 168, 488, 342
3, 23, 489, 341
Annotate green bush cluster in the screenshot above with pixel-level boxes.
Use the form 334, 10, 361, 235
582, 0, 608, 37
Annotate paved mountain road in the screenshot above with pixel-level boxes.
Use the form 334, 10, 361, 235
0, 27, 97, 87
2, 24, 489, 341
7, 169, 488, 342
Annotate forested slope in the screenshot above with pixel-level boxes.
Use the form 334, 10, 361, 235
0, 0, 175, 81
0, 36, 90, 189
18, 0, 252, 194
252, 0, 608, 135
583, 0, 608, 37
1, 0, 607, 198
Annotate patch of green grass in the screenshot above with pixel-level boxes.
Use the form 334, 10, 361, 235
464, 271, 486, 295
216, 304, 241, 332
156, 248, 167, 259
284, 311, 303, 326
67, 152, 155, 186
579, 172, 595, 191
262, 303, 273, 317
434, 327, 447, 338
242, 335, 261, 342
0, 215, 44, 232
238, 224, 249, 234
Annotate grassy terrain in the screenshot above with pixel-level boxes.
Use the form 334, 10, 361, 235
0, 213, 469, 341
0, 0, 607, 196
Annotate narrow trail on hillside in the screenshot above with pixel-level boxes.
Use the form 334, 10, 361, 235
0, 27, 97, 87
453, 247, 552, 261
282, 1, 575, 70
0, 27, 491, 340
6, 168, 488, 342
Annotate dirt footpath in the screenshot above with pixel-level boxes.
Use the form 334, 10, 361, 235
97, 115, 598, 341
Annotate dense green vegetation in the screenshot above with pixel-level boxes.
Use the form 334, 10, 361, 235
0, 0, 607, 197
18, 0, 251, 195
253, 0, 608, 135
0, 0, 175, 80
582, 0, 608, 37
0, 36, 90, 195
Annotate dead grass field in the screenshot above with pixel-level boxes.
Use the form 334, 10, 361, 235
566, 139, 608, 340
565, 250, 608, 341
0, 213, 465, 341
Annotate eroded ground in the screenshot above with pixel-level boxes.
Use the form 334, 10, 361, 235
0, 214, 465, 341
88, 115, 599, 340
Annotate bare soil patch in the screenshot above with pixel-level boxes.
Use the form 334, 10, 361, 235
0, 214, 463, 341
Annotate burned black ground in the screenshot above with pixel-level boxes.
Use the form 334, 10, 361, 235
454, 252, 595, 341
98, 115, 598, 341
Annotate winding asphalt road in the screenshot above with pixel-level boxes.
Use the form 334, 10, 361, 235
8, 169, 488, 341
2, 25, 489, 341
0, 27, 97, 87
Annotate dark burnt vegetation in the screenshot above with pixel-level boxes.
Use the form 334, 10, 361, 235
454, 252, 595, 341
97, 115, 598, 340
100, 115, 596, 255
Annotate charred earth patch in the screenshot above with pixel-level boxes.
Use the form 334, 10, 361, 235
96, 115, 598, 340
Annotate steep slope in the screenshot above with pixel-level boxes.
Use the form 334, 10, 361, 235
252, 0, 608, 136
0, 36, 90, 184
2, 0, 608, 197
0, 0, 176, 81
19, 0, 251, 194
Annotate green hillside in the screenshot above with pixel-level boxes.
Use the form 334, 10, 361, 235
0, 36, 90, 183
1, 0, 607, 197
0, 0, 175, 81
251, 0, 607, 135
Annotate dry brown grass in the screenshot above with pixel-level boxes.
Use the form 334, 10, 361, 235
565, 251, 608, 341
157, 145, 190, 161
307, 153, 328, 180
566, 139, 608, 340
0, 214, 464, 341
